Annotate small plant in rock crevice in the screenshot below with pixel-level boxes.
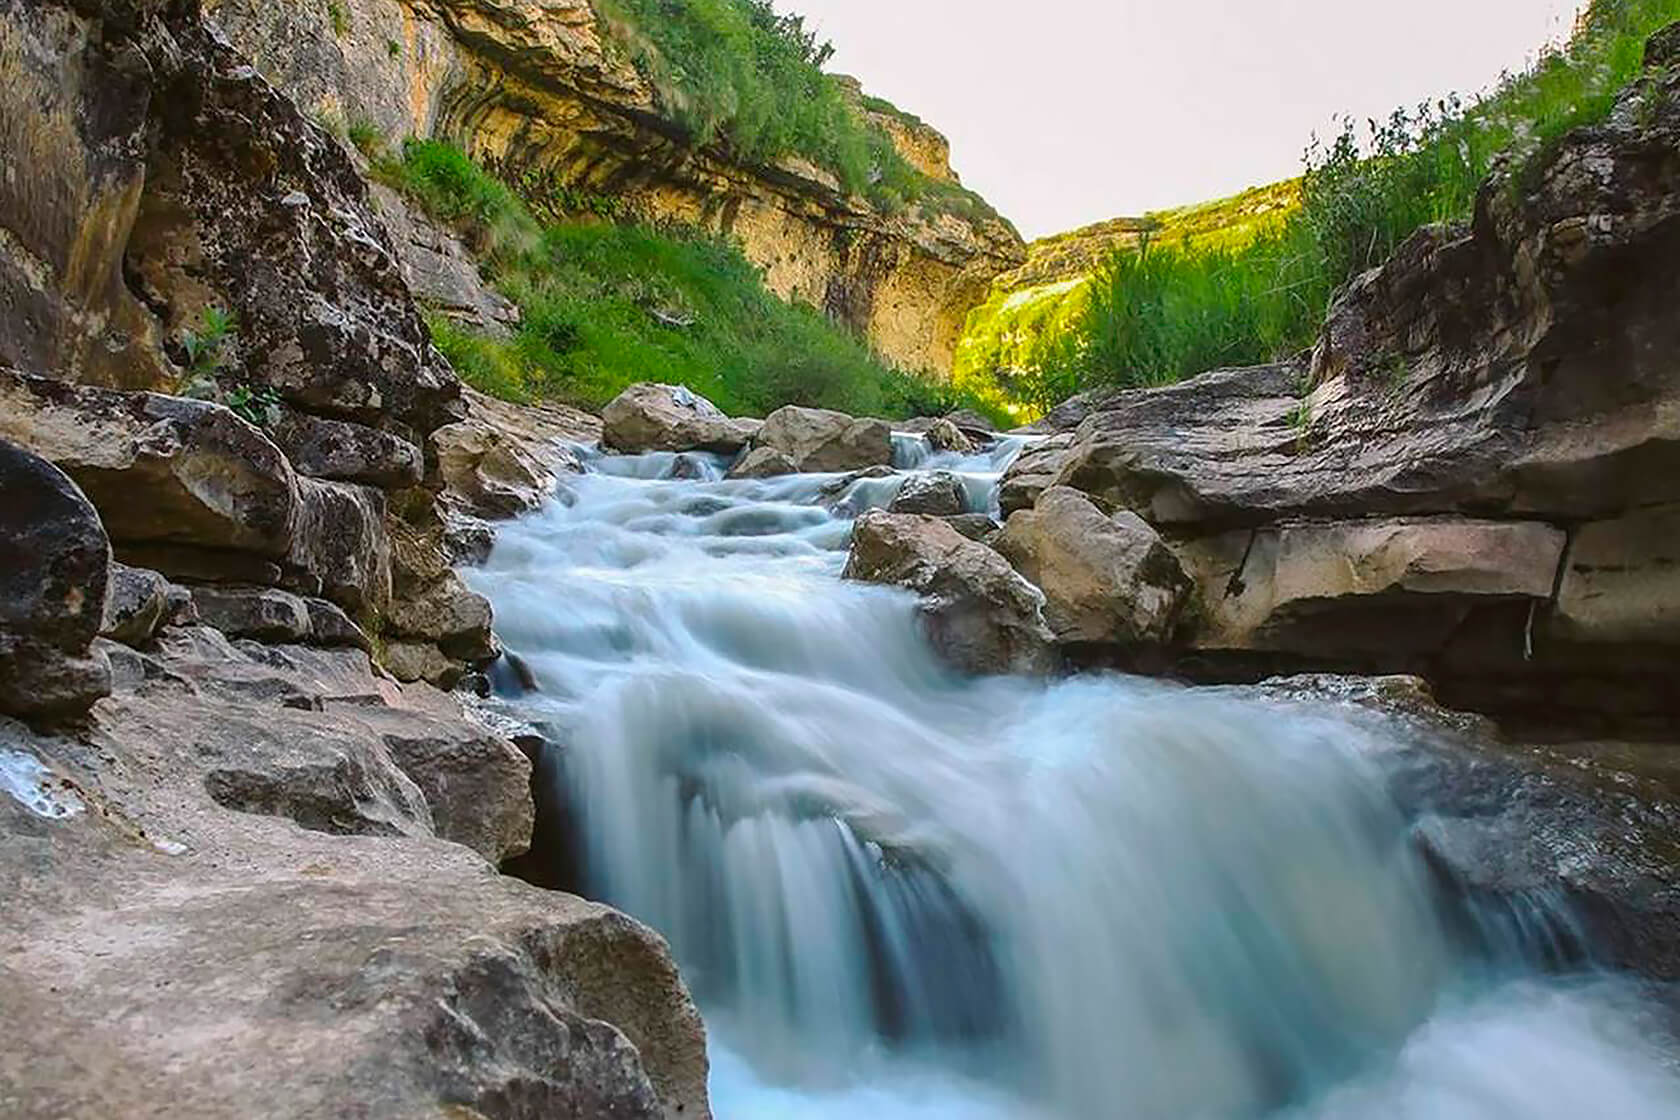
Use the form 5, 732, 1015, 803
180, 306, 238, 381
326, 0, 349, 38
225, 384, 283, 428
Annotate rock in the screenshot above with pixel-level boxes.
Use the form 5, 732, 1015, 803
383, 641, 459, 687
844, 510, 1055, 675
602, 383, 751, 454
756, 406, 894, 473
0, 439, 112, 719
998, 433, 1077, 516
925, 418, 977, 455
0, 623, 709, 1118
1176, 518, 1566, 659
727, 446, 798, 480
303, 598, 373, 652
890, 471, 968, 516
996, 487, 1190, 646
432, 386, 596, 524
191, 586, 313, 643
941, 513, 1001, 542
269, 410, 423, 489
287, 478, 391, 616
101, 564, 170, 647
943, 409, 997, 437
387, 572, 497, 662
369, 182, 523, 338
379, 717, 534, 863
1552, 504, 1680, 646
0, 371, 298, 556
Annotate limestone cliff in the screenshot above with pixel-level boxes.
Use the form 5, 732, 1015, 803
204, 0, 1024, 375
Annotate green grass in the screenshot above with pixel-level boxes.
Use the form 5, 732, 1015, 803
593, 0, 923, 209
385, 140, 1006, 423
958, 0, 1680, 415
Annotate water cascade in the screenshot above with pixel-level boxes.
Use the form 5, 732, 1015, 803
469, 433, 1680, 1119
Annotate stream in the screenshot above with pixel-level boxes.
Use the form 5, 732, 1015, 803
468, 434, 1680, 1119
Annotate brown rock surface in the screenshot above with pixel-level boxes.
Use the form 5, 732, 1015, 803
757, 406, 894, 473
844, 510, 1055, 675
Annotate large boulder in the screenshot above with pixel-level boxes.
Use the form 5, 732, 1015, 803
0, 628, 709, 1118
387, 571, 497, 663
0, 440, 112, 718
756, 406, 894, 473
727, 446, 798, 480
844, 510, 1055, 675
925, 418, 977, 455
889, 471, 968, 516
602, 383, 752, 454
0, 371, 297, 557
434, 387, 595, 519
996, 487, 1191, 646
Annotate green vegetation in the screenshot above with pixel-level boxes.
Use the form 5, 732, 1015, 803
594, 0, 919, 207
180, 306, 238, 380
959, 0, 1680, 418
325, 0, 348, 38
383, 140, 1003, 422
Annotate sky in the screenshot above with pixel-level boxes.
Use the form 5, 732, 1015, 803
793, 0, 1585, 239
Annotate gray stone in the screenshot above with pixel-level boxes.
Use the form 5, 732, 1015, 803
191, 586, 313, 643
890, 471, 968, 516
270, 409, 423, 489
602, 383, 751, 454
101, 564, 169, 647
757, 405, 893, 473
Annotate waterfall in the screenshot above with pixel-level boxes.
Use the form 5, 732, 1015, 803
469, 433, 1680, 1119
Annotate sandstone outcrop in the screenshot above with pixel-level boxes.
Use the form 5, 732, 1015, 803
602, 383, 752, 455
1009, 43, 1680, 730
757, 405, 894, 473
997, 487, 1190, 647
206, 0, 1024, 375
0, 620, 709, 1117
844, 510, 1055, 675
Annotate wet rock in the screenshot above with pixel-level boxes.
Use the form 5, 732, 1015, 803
379, 718, 534, 863
941, 513, 1001, 543
387, 572, 496, 663
998, 432, 1076, 516
100, 564, 170, 648
384, 641, 459, 688
925, 418, 977, 455
191, 586, 313, 643
269, 410, 423, 489
727, 446, 798, 480
844, 510, 1055, 675
997, 487, 1190, 646
0, 440, 112, 719
432, 391, 587, 519
602, 383, 752, 454
757, 406, 894, 473
889, 471, 968, 516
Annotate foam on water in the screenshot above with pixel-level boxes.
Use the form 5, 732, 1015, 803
471, 431, 1680, 1119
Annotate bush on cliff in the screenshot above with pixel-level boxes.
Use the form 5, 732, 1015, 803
965, 0, 1680, 411
387, 141, 1004, 423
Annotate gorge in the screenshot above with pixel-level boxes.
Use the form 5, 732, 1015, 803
6, 0, 1680, 1117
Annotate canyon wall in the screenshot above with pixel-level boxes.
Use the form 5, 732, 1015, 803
205, 0, 1024, 375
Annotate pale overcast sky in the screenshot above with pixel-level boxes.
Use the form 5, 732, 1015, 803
795, 0, 1584, 238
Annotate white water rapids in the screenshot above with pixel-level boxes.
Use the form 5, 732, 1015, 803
469, 434, 1680, 1118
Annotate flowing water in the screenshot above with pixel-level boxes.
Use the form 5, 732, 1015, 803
469, 434, 1680, 1118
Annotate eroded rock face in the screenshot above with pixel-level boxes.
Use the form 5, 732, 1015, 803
757, 406, 894, 473
602, 383, 752, 455
0, 439, 112, 719
997, 487, 1190, 646
0, 627, 709, 1117
844, 510, 1055, 675
1018, 46, 1680, 729
206, 0, 1023, 376
433, 388, 594, 519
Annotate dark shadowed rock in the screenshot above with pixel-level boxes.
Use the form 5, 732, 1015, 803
288, 478, 391, 616
100, 564, 169, 648
303, 598, 372, 652
890, 470, 968, 516
0, 439, 112, 719
191, 586, 313, 643
844, 510, 1055, 675
269, 409, 423, 489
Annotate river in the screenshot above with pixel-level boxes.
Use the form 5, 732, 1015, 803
468, 433, 1680, 1119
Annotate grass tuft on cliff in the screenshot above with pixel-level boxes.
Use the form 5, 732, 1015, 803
960, 0, 1680, 416
385, 140, 1006, 423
